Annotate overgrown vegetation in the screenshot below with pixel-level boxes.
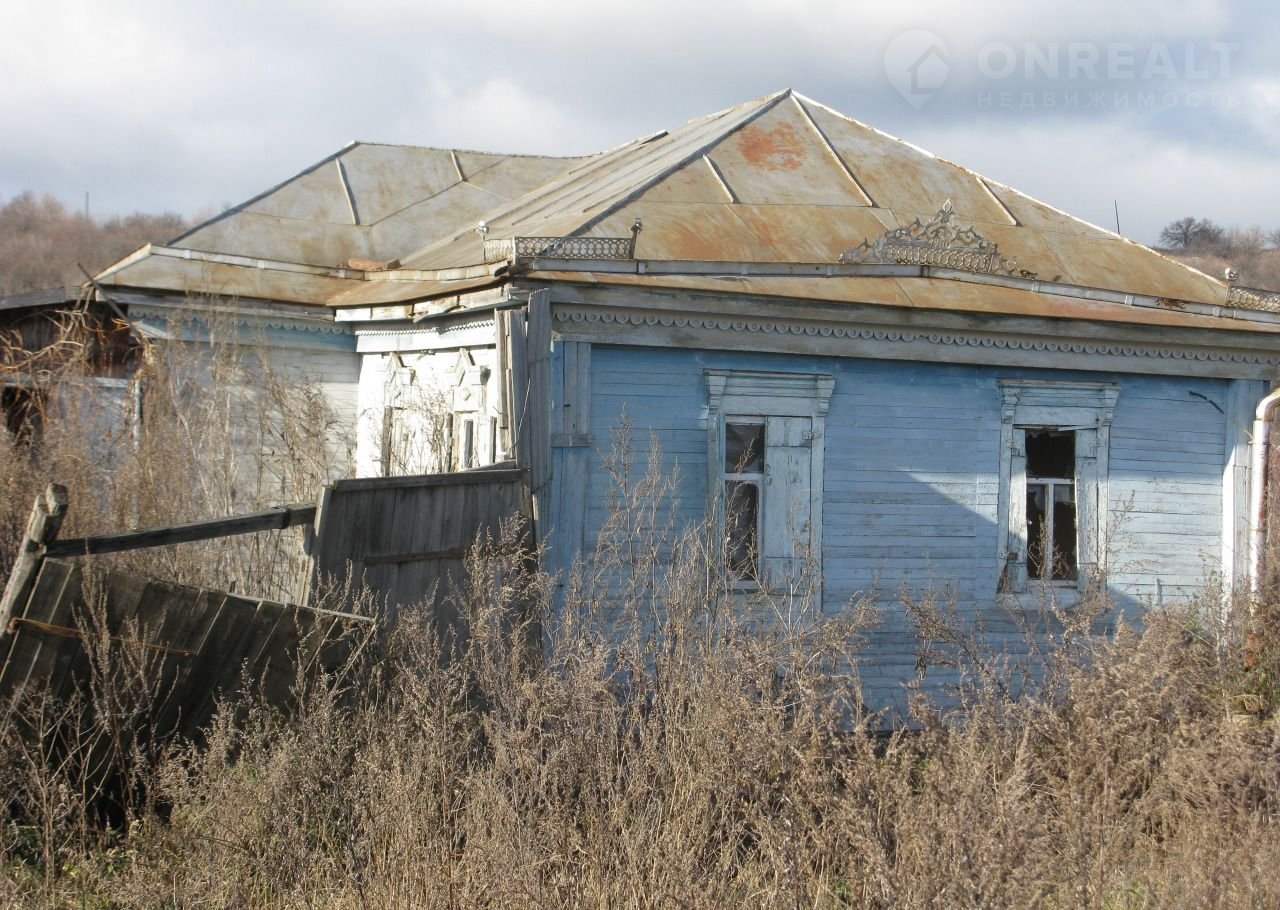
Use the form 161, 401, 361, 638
0, 303, 350, 599
4, 318, 1280, 908
1157, 216, 1280, 292
0, 193, 189, 296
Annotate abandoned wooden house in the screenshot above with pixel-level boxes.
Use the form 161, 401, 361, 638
0, 286, 137, 447
46, 88, 1280, 712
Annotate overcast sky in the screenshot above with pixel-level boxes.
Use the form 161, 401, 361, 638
2, 0, 1277, 246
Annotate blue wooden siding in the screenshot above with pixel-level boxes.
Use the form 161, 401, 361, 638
573, 343, 1250, 714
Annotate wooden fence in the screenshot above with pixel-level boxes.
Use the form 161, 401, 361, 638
309, 467, 533, 628
0, 468, 532, 747
1, 557, 373, 743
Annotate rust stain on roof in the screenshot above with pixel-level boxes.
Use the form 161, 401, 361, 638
733, 118, 807, 170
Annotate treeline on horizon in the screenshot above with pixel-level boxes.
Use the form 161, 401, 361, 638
1, 191, 1279, 296
0, 193, 189, 296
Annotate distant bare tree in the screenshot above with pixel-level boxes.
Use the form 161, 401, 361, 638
0, 192, 189, 295
1223, 226, 1267, 260
1158, 216, 1224, 251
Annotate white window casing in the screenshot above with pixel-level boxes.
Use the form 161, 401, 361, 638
998, 379, 1118, 595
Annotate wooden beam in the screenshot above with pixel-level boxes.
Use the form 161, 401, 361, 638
44, 504, 317, 558
363, 546, 470, 567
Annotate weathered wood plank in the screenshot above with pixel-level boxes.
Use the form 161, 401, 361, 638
0, 484, 68, 634
45, 504, 316, 558
4, 560, 80, 703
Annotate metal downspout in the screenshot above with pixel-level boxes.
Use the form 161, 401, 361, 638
1249, 387, 1280, 598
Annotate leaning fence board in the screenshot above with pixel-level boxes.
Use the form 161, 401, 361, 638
45, 504, 317, 558
0, 559, 372, 745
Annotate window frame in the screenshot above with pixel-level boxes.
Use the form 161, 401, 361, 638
998, 379, 1118, 595
722, 418, 766, 583
704, 370, 834, 594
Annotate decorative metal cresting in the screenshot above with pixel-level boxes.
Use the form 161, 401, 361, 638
1226, 285, 1280, 314
839, 200, 1037, 279
483, 218, 643, 264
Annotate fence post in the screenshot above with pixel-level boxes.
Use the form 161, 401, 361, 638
0, 483, 68, 634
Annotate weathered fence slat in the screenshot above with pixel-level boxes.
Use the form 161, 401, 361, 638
44, 503, 317, 558
0, 483, 68, 633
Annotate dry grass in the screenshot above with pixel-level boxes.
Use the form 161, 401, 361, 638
4, 324, 1280, 908
0, 303, 349, 600
6, 532, 1276, 909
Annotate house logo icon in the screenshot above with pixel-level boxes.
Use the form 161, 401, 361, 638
884, 30, 951, 109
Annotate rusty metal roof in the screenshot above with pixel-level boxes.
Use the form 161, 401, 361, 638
173, 142, 594, 267
96, 89, 1277, 334
395, 90, 1229, 311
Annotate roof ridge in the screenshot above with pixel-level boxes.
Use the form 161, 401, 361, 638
566, 90, 793, 238
398, 90, 794, 266
348, 140, 595, 161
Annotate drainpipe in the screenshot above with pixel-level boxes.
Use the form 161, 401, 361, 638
1248, 387, 1280, 598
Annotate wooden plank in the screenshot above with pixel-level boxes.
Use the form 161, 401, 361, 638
2, 560, 80, 703
47, 567, 151, 709
151, 586, 226, 739
183, 596, 279, 730
526, 290, 552, 500
509, 312, 529, 471
554, 340, 571, 436
362, 546, 471, 567
169, 592, 242, 741
45, 503, 316, 558
326, 469, 526, 493
254, 607, 305, 711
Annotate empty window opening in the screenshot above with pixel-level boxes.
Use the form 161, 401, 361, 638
1025, 429, 1077, 581
723, 421, 764, 579
460, 417, 476, 470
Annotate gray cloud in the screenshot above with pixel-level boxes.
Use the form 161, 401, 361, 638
1, 0, 1275, 246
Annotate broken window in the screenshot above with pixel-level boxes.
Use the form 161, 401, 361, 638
1025, 429, 1077, 581
998, 380, 1118, 595
723, 421, 765, 578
